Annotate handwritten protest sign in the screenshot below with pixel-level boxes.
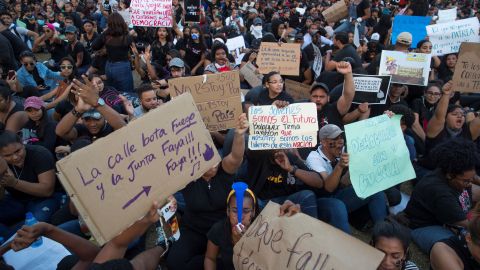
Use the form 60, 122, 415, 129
257, 42, 301, 76
233, 201, 384, 270
452, 43, 480, 93
240, 62, 263, 88
426, 17, 480, 56
378, 50, 431, 86
345, 115, 416, 199
322, 0, 348, 24
284, 79, 311, 100
248, 103, 318, 150
437, 7, 457, 23
348, 74, 392, 104
130, 0, 172, 27
184, 0, 200, 22
169, 71, 242, 131
391, 15, 431, 47
226, 36, 246, 65
56, 93, 221, 245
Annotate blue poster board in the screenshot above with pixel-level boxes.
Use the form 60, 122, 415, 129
391, 15, 432, 47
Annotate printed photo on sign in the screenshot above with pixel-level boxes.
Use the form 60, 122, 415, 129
452, 42, 480, 93
248, 103, 318, 150
347, 74, 392, 104
426, 17, 480, 56
226, 36, 246, 65
378, 51, 431, 86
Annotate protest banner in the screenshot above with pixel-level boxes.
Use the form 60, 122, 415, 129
437, 7, 457, 23
391, 15, 431, 47
345, 115, 416, 199
130, 0, 172, 27
233, 201, 384, 270
284, 79, 311, 100
240, 62, 263, 88
248, 103, 318, 150
257, 42, 301, 76
426, 17, 480, 56
56, 93, 221, 245
184, 0, 200, 22
452, 42, 480, 93
321, 0, 348, 24
226, 36, 246, 65
169, 71, 243, 131
378, 50, 431, 86
348, 74, 392, 104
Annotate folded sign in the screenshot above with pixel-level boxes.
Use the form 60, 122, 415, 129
57, 93, 221, 245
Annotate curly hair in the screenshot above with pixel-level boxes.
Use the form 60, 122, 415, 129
431, 138, 479, 177
389, 104, 415, 128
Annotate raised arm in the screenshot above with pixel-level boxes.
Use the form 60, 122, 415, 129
336, 61, 355, 116
222, 113, 248, 174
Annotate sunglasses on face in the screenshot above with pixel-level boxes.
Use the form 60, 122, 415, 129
23, 62, 35, 67
60, 65, 73, 70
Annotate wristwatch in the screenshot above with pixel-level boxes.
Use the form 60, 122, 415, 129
290, 165, 299, 176
94, 97, 105, 108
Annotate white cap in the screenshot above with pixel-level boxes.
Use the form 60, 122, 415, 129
371, 33, 380, 41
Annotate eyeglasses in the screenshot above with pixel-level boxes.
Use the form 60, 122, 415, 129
60, 65, 73, 70
268, 80, 284, 85
23, 62, 35, 67
425, 91, 441, 96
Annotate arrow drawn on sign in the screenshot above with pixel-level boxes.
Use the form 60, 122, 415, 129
122, 186, 152, 209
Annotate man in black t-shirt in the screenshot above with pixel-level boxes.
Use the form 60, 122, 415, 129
65, 25, 91, 75
325, 32, 362, 71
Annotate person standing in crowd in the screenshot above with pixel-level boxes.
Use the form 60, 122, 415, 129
91, 13, 134, 93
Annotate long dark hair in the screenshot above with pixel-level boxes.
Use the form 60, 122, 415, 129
104, 12, 128, 36
31, 107, 50, 140
186, 25, 206, 52
59, 56, 76, 82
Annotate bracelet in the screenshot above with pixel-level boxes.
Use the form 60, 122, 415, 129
71, 108, 83, 118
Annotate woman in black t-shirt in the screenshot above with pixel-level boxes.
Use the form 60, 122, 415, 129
204, 186, 300, 270
437, 54, 458, 83
178, 25, 207, 76
431, 202, 480, 270
150, 27, 173, 66
166, 114, 248, 270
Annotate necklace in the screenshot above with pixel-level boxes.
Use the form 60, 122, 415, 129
12, 166, 23, 179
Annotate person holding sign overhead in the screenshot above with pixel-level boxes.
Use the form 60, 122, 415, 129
166, 113, 248, 270
204, 184, 301, 270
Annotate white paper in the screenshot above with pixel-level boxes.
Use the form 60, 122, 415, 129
4, 237, 71, 270
427, 17, 480, 56
437, 7, 457, 23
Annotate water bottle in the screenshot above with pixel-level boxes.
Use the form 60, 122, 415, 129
25, 212, 43, 248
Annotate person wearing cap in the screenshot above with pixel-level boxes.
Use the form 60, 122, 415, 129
20, 96, 57, 153
306, 124, 388, 232
32, 23, 68, 66
309, 61, 355, 130
325, 32, 362, 71
169, 57, 186, 79
367, 32, 411, 75
65, 25, 91, 75
0, 11, 38, 50
56, 75, 126, 142
245, 8, 258, 31
245, 17, 263, 46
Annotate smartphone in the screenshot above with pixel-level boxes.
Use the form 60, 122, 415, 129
7, 71, 15, 80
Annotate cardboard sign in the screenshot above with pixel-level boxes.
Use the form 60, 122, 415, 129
349, 74, 392, 104
257, 42, 301, 76
233, 201, 384, 270
168, 71, 243, 131
391, 15, 431, 48
426, 17, 480, 56
240, 62, 263, 88
322, 0, 348, 24
437, 7, 457, 23
130, 0, 172, 27
378, 50, 431, 86
226, 36, 246, 65
452, 42, 480, 93
248, 103, 318, 150
56, 93, 221, 245
345, 115, 416, 199
184, 0, 200, 22
284, 79, 311, 101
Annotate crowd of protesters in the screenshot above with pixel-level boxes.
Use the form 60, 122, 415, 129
0, 0, 480, 269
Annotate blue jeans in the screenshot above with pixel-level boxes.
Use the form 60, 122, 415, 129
317, 198, 351, 234
258, 190, 318, 218
411, 226, 454, 254
334, 20, 366, 38
333, 187, 387, 223
105, 60, 134, 93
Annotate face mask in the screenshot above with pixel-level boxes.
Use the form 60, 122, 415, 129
37, 19, 44, 26
191, 33, 199, 40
